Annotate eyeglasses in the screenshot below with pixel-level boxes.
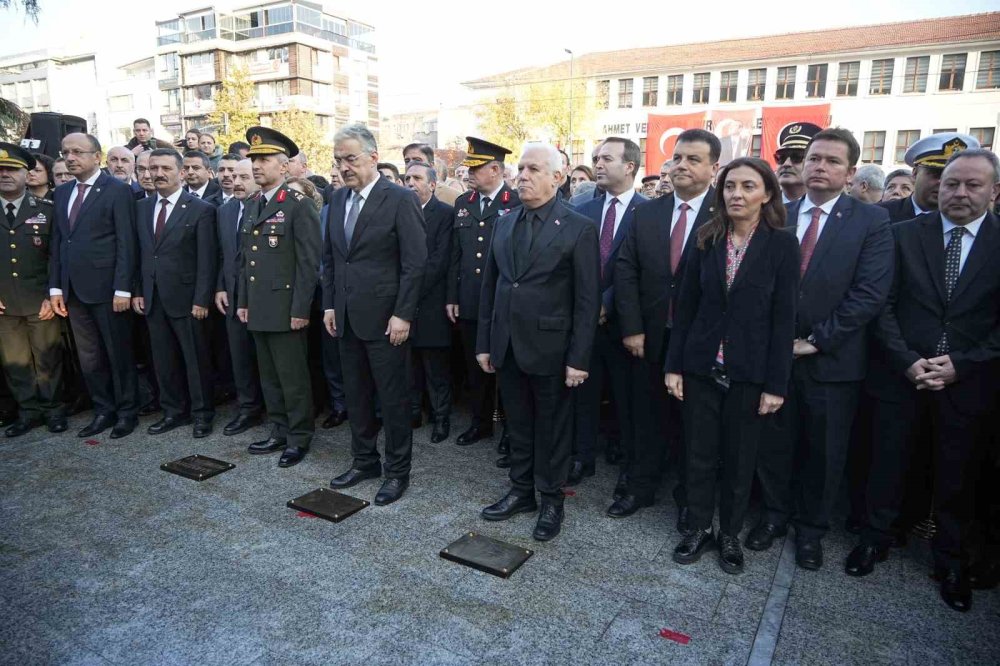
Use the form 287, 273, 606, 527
774, 151, 804, 165
333, 153, 368, 168
60, 149, 97, 158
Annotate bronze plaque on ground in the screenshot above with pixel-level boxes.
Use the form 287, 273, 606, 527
287, 488, 369, 523
440, 532, 533, 578
160, 455, 235, 481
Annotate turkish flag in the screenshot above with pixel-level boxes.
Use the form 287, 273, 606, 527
761, 104, 831, 168
646, 112, 707, 174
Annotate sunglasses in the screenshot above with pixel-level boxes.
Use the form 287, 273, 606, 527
774, 151, 804, 165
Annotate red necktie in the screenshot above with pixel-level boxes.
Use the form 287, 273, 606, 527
600, 197, 618, 277
670, 202, 690, 275
68, 182, 89, 230
154, 199, 169, 241
799, 207, 822, 277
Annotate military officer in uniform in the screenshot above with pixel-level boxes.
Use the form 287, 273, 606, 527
774, 122, 823, 205
879, 132, 980, 223
236, 127, 321, 467
0, 143, 66, 436
446, 137, 519, 461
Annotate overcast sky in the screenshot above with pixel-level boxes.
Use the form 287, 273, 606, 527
2, 0, 996, 114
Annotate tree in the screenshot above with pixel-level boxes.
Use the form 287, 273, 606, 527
475, 79, 592, 153
207, 66, 258, 150
475, 92, 530, 156
0, 0, 41, 22
0, 98, 28, 143
271, 106, 328, 166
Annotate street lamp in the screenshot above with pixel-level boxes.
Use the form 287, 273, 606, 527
564, 48, 574, 155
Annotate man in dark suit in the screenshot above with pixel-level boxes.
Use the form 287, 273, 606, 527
405, 161, 454, 443
214, 158, 264, 435
49, 133, 139, 439
323, 124, 427, 506
446, 137, 519, 452
0, 144, 65, 437
477, 143, 600, 541
236, 127, 320, 468
747, 128, 894, 570
879, 132, 980, 224
616, 129, 719, 530
183, 151, 222, 205
848, 149, 1000, 612
570, 137, 647, 494
133, 149, 217, 437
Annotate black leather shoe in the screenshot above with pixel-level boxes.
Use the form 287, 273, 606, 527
482, 491, 538, 521
411, 413, 423, 429
5, 417, 43, 438
845, 543, 888, 577
456, 424, 492, 446
497, 431, 510, 455
330, 466, 381, 488
430, 418, 450, 443
47, 415, 67, 433
844, 516, 864, 535
248, 437, 286, 455
533, 503, 564, 541
495, 454, 511, 469
939, 569, 972, 612
147, 415, 192, 435
718, 533, 745, 574
77, 414, 114, 438
968, 560, 1000, 590
565, 461, 595, 486
613, 471, 629, 501
607, 495, 653, 518
676, 506, 692, 535
605, 438, 622, 465
192, 421, 213, 438
138, 401, 161, 416
795, 538, 824, 571
224, 412, 263, 436
110, 417, 137, 439
673, 529, 714, 564
374, 477, 409, 505
278, 446, 308, 468
321, 410, 348, 429
0, 411, 16, 427
745, 522, 787, 551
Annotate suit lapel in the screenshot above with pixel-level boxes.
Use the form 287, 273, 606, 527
729, 225, 769, 293
495, 208, 517, 278
519, 200, 570, 278
949, 212, 999, 304
156, 191, 193, 247
327, 188, 349, 258
918, 214, 947, 305
349, 178, 389, 251
652, 194, 674, 258
70, 173, 107, 236
611, 196, 643, 258
802, 196, 850, 285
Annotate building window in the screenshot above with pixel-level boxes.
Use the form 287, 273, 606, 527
161, 88, 180, 112
894, 130, 920, 163
903, 56, 929, 93
976, 51, 1000, 89
617, 78, 633, 108
719, 70, 737, 103
750, 134, 762, 157
870, 59, 894, 95
159, 52, 179, 78
806, 64, 827, 98
597, 79, 609, 109
837, 61, 859, 96
746, 68, 766, 101
108, 95, 133, 112
933, 128, 957, 133
642, 77, 658, 107
776, 66, 796, 100
693, 72, 710, 104
970, 127, 995, 150
862, 131, 886, 163
936, 54, 965, 91
665, 74, 683, 105
267, 47, 289, 63
185, 52, 213, 68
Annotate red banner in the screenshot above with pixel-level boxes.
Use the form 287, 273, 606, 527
708, 109, 756, 167
645, 112, 707, 174
760, 104, 831, 167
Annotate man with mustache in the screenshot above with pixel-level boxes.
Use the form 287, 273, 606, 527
215, 154, 240, 206
774, 122, 822, 205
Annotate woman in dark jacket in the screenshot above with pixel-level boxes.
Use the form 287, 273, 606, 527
664, 157, 799, 574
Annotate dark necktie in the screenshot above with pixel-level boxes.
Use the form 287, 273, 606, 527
481, 196, 491, 215
799, 207, 822, 277
670, 202, 690, 275
345, 192, 362, 247
68, 182, 89, 229
514, 212, 534, 274
936, 226, 966, 354
5, 203, 14, 227
600, 197, 618, 277
154, 199, 169, 241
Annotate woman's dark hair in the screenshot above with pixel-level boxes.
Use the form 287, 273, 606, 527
571, 164, 594, 181
696, 157, 786, 249
31, 152, 55, 188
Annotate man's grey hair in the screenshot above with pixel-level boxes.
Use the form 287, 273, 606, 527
107, 146, 135, 162
407, 161, 437, 184
884, 168, 912, 185
237, 158, 252, 169
521, 142, 563, 173
855, 164, 885, 190
945, 148, 1000, 184
334, 123, 378, 154
292, 151, 308, 166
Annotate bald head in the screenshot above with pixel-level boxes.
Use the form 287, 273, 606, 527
107, 146, 136, 182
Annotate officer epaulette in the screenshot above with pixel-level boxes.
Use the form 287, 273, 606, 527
288, 189, 305, 200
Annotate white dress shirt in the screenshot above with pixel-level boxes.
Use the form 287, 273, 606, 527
189, 182, 210, 199
941, 213, 985, 274
796, 194, 842, 243
672, 188, 709, 252
153, 188, 183, 233
480, 183, 504, 213
600, 189, 636, 238
344, 174, 380, 220
911, 195, 928, 216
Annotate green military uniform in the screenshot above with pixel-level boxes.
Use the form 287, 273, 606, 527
0, 143, 64, 428
237, 127, 320, 457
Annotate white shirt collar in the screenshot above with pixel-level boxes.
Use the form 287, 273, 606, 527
192, 182, 209, 198
605, 189, 635, 210
156, 188, 183, 208
0, 192, 26, 213
911, 195, 928, 216
941, 212, 986, 239
263, 184, 283, 202
802, 193, 841, 216
353, 173, 380, 201
76, 170, 101, 188
675, 188, 710, 215
482, 183, 504, 203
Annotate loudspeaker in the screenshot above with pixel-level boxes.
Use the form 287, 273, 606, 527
22, 112, 88, 159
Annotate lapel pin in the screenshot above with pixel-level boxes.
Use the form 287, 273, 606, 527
554, 220, 560, 225
181, 204, 187, 208
95, 188, 101, 193
836, 212, 842, 218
